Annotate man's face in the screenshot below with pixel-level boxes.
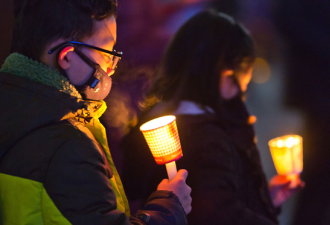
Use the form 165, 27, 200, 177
65, 16, 117, 86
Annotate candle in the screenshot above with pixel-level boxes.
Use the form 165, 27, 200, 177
140, 115, 182, 181
269, 135, 303, 186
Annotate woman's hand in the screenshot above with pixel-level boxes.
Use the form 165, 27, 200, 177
269, 174, 305, 207
157, 169, 192, 214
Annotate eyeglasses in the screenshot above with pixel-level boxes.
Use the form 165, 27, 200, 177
48, 41, 122, 70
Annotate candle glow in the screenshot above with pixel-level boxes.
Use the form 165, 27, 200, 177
269, 135, 303, 175
140, 115, 183, 181
140, 115, 183, 165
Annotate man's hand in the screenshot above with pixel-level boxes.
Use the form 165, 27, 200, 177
269, 174, 305, 207
157, 169, 192, 214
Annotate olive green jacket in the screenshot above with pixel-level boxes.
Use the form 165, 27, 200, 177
0, 53, 187, 225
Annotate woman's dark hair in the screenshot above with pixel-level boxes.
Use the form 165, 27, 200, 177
142, 11, 275, 217
11, 0, 117, 61
145, 10, 255, 114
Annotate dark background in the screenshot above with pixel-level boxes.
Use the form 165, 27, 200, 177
2, 1, 329, 224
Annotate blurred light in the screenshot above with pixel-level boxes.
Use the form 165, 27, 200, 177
251, 57, 271, 84
248, 115, 257, 124
269, 135, 303, 175
140, 115, 176, 131
277, 140, 284, 148
286, 137, 294, 148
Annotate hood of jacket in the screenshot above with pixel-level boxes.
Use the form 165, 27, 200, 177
0, 53, 107, 158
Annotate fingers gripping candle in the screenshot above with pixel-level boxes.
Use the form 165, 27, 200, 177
140, 115, 183, 181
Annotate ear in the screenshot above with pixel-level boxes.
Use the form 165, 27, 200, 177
220, 69, 234, 88
57, 46, 74, 70
220, 69, 239, 99
221, 69, 234, 78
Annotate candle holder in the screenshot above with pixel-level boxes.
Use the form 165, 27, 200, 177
140, 115, 183, 181
268, 135, 303, 187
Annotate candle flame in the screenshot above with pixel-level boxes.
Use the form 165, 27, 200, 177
286, 137, 294, 148
140, 115, 176, 131
277, 140, 284, 148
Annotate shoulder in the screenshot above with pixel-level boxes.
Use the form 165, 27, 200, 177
30, 119, 96, 147
36, 119, 105, 160
176, 114, 230, 144
176, 114, 235, 163
21, 119, 104, 162
0, 119, 108, 183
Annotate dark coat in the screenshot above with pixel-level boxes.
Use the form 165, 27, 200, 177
121, 98, 279, 225
0, 72, 187, 225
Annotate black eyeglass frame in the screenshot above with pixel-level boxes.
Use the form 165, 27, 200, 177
48, 41, 122, 69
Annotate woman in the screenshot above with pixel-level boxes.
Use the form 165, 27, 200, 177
121, 10, 303, 225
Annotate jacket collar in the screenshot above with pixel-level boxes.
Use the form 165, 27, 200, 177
0, 53, 82, 99
74, 100, 107, 123
0, 53, 107, 122
174, 101, 215, 115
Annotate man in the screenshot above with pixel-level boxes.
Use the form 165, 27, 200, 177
0, 0, 191, 224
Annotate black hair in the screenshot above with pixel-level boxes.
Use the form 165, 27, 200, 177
11, 0, 117, 61
141, 11, 276, 217
145, 10, 255, 115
